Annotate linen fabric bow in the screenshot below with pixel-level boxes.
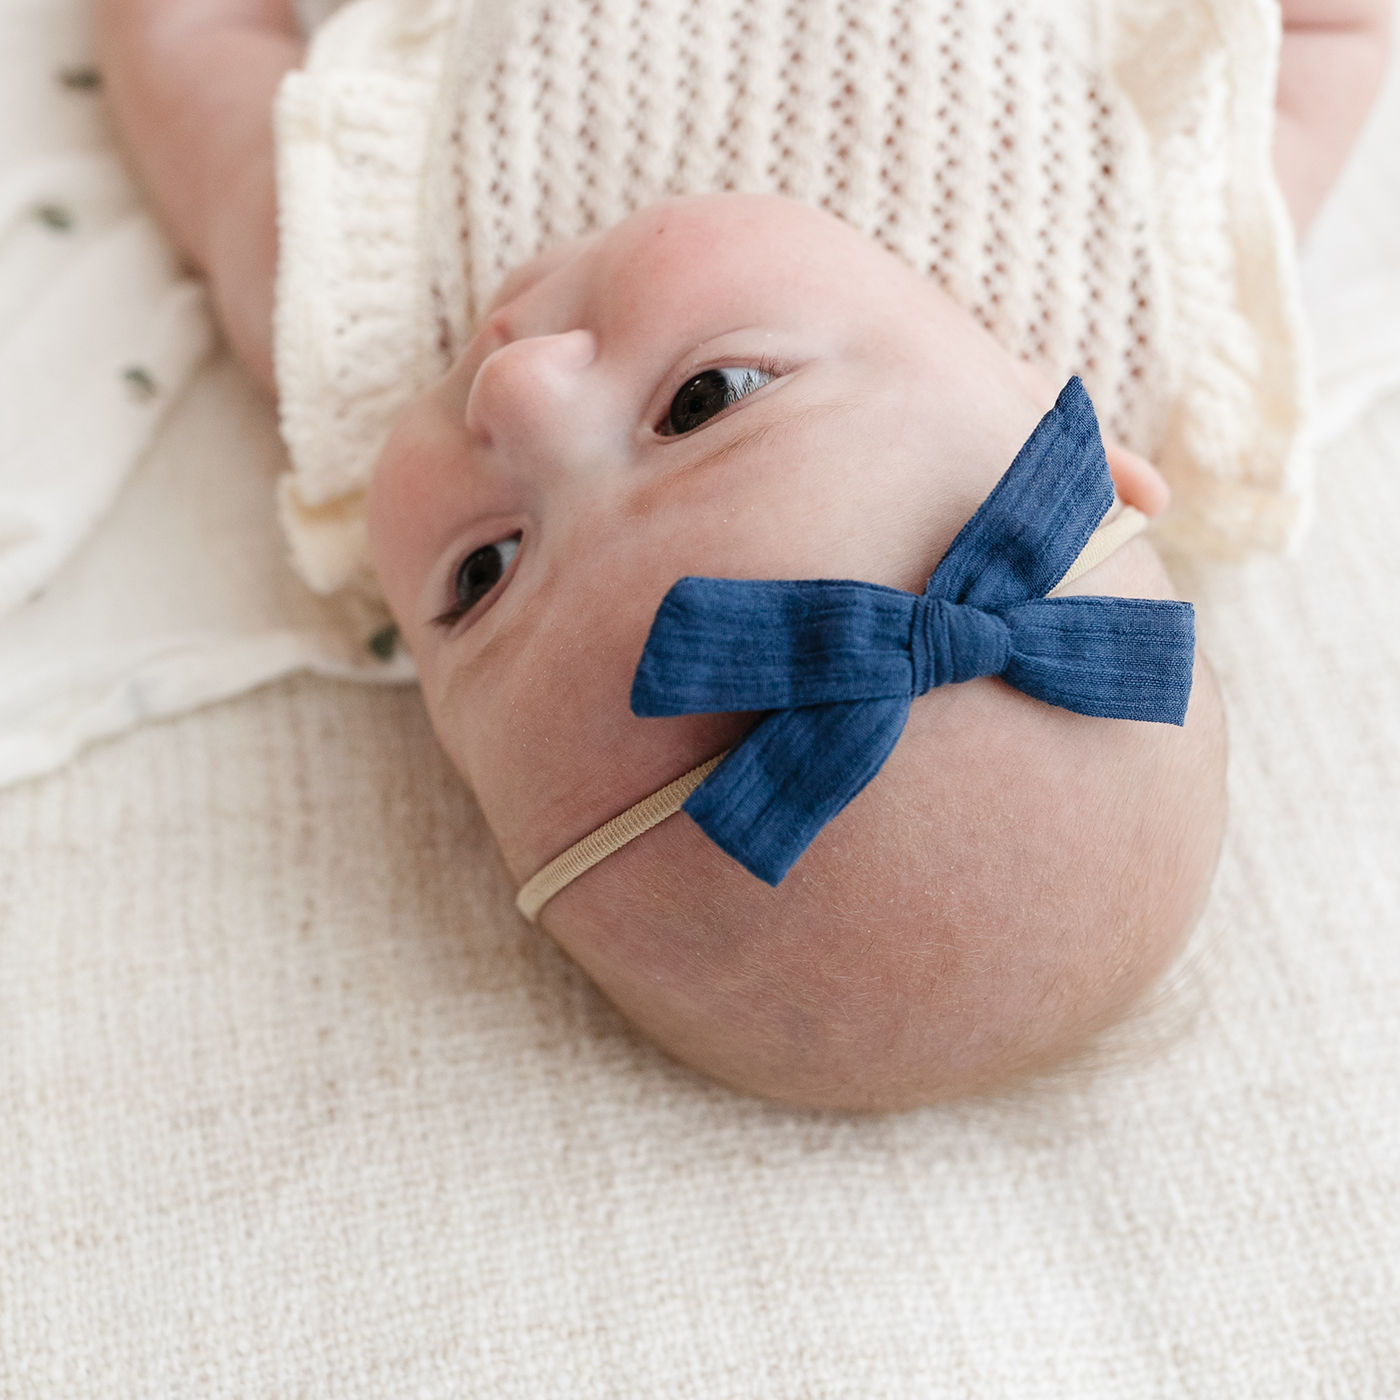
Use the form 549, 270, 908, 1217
630, 377, 1196, 886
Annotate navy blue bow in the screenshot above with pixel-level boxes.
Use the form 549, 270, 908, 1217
631, 377, 1195, 885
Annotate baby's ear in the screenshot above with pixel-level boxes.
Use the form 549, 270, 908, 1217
1103, 439, 1171, 517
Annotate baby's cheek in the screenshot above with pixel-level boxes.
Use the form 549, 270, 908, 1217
485, 234, 600, 314
365, 420, 452, 626
364, 492, 421, 631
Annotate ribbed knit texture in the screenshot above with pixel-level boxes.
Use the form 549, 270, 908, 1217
274, 0, 1308, 595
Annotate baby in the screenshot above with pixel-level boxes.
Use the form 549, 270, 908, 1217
97, 0, 1388, 1109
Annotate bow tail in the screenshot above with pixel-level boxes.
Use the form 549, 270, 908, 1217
927, 377, 1115, 608
683, 697, 911, 885
1002, 597, 1196, 724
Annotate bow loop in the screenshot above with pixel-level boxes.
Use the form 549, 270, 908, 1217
1001, 595, 1195, 724
632, 577, 930, 715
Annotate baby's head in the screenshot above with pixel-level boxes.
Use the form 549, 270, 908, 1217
368, 194, 1226, 1111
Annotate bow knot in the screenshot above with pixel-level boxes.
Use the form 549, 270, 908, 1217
629, 378, 1196, 886
911, 597, 1010, 693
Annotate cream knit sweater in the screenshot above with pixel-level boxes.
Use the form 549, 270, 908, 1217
274, 0, 1307, 596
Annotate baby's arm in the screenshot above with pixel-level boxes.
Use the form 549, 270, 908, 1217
93, 0, 303, 394
1275, 0, 1392, 236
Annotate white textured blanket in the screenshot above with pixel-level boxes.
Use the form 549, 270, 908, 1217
2, 361, 1398, 1394
2, 0, 1399, 1391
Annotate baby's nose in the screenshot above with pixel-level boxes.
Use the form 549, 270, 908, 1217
463, 328, 598, 450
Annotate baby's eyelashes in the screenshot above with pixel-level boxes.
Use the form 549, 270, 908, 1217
660, 364, 776, 435
433, 534, 521, 628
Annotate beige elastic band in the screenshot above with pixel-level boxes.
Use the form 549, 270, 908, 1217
516, 753, 728, 922
515, 505, 1151, 921
1051, 505, 1148, 592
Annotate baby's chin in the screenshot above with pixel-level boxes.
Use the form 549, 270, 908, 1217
527, 550, 1228, 1112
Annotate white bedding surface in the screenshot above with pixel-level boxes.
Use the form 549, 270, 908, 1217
2, 0, 1400, 1392
1, 364, 1398, 1393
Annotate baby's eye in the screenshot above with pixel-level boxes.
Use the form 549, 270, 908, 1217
436, 534, 520, 626
455, 534, 519, 610
663, 366, 773, 435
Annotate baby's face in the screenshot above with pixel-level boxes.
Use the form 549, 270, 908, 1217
368, 194, 1050, 880
368, 193, 1221, 1108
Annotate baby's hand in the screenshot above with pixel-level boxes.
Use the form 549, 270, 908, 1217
93, 0, 304, 394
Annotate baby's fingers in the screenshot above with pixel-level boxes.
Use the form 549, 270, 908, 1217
1104, 439, 1170, 517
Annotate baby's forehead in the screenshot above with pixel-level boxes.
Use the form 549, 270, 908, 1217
506, 195, 984, 348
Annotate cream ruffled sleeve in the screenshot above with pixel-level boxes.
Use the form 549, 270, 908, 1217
1113, 0, 1311, 555
273, 0, 454, 595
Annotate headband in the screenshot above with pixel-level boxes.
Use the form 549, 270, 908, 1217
517, 377, 1194, 921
